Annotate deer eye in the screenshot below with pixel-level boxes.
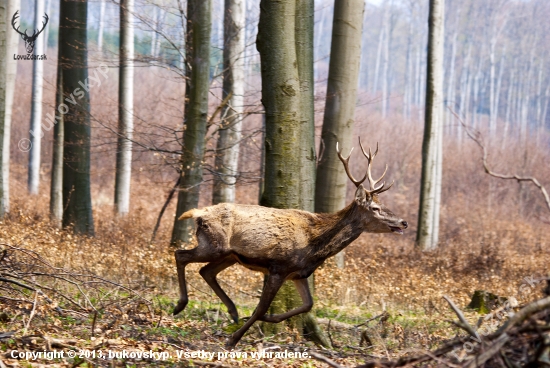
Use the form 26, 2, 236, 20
372, 207, 381, 213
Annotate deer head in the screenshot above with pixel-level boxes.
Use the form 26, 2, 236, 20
12, 11, 49, 54
337, 138, 408, 234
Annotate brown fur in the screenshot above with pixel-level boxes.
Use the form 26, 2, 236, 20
173, 187, 407, 348
173, 143, 407, 347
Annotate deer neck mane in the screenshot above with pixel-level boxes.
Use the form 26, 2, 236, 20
310, 202, 365, 259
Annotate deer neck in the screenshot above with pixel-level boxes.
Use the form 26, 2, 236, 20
311, 202, 365, 260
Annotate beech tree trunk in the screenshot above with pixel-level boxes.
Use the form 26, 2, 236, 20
50, 64, 63, 225
60, 0, 94, 235
171, 0, 211, 246
28, 0, 45, 195
257, 0, 329, 347
97, 0, 105, 51
0, 0, 19, 217
416, 0, 444, 251
315, 0, 364, 269
114, 0, 134, 215
212, 0, 245, 205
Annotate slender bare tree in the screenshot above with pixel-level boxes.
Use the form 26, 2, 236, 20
212, 0, 245, 205
171, 0, 212, 246
0, 0, 19, 217
60, 0, 94, 235
315, 0, 364, 269
98, 0, 106, 51
114, 0, 134, 215
28, 0, 46, 195
417, 0, 445, 251
50, 64, 63, 225
257, 0, 329, 347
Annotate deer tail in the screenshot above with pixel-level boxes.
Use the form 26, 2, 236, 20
178, 209, 196, 221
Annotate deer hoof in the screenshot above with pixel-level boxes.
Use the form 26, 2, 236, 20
173, 300, 188, 315
229, 311, 239, 324
225, 338, 237, 349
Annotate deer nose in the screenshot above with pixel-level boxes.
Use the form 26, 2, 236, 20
401, 221, 408, 228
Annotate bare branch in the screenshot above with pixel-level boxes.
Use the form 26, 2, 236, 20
443, 295, 482, 341
450, 108, 550, 213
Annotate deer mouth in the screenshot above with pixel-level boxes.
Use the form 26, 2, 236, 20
389, 226, 404, 235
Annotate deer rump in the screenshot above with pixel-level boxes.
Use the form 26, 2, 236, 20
184, 203, 323, 279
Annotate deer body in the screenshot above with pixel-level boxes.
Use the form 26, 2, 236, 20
180, 202, 367, 277
173, 140, 407, 347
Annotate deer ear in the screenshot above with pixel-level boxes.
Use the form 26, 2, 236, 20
354, 186, 372, 207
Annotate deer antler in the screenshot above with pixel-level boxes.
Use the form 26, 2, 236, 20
11, 11, 27, 37
358, 138, 394, 195
336, 142, 368, 188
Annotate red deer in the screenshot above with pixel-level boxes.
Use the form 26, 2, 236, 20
173, 139, 407, 347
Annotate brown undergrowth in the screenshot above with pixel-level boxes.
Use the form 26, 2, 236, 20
1, 165, 548, 367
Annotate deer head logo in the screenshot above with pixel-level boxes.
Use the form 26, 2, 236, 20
11, 10, 49, 54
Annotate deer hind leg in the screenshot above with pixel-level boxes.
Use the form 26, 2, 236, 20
226, 273, 285, 348
199, 259, 239, 323
258, 278, 313, 323
173, 244, 224, 316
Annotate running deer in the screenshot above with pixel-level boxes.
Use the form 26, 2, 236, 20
173, 138, 407, 347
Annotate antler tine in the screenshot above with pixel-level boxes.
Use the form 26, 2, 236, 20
372, 180, 394, 195
359, 139, 383, 191
372, 164, 388, 189
336, 142, 367, 187
358, 138, 394, 194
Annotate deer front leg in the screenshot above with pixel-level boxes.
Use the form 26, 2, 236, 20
173, 247, 221, 316
258, 278, 313, 323
173, 250, 190, 315
199, 259, 239, 323
225, 274, 284, 348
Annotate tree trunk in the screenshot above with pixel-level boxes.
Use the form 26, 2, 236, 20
403, 7, 414, 120
502, 65, 515, 146
488, 34, 497, 134
494, 49, 505, 133
114, 0, 134, 216
60, 0, 94, 235
212, 0, 245, 205
372, 4, 389, 95
44, 0, 51, 51
171, 0, 211, 246
313, 0, 328, 83
28, 0, 46, 195
416, 0, 444, 251
97, 0, 105, 52
0, 0, 19, 217
381, 3, 393, 118
444, 9, 459, 133
257, 0, 329, 347
535, 59, 544, 127
50, 64, 63, 225
151, 6, 158, 57
315, 0, 364, 269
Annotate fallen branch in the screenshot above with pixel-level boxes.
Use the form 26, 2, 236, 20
355, 311, 390, 329
443, 295, 481, 341
464, 333, 509, 368
309, 351, 344, 368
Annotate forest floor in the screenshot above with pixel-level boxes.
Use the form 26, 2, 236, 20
1, 213, 548, 367
1, 175, 549, 367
